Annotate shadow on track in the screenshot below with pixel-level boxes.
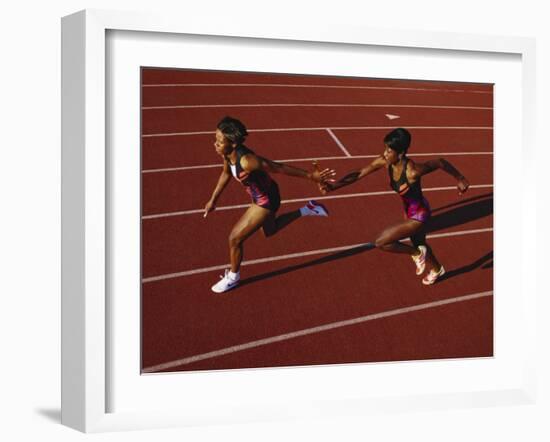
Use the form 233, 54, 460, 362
239, 242, 375, 288
427, 192, 493, 233
430, 191, 492, 215
437, 251, 493, 283
240, 193, 493, 287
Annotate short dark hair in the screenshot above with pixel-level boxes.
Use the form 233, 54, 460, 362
384, 128, 411, 154
217, 116, 249, 145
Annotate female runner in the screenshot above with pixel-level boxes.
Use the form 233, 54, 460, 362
205, 116, 335, 293
320, 128, 469, 285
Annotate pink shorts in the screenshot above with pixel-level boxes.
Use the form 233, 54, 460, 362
403, 197, 431, 223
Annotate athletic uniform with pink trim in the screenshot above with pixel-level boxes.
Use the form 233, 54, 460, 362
389, 158, 430, 246
228, 145, 281, 212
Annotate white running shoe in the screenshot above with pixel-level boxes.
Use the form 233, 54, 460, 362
211, 270, 240, 293
411, 245, 427, 275
301, 200, 329, 217
422, 265, 445, 285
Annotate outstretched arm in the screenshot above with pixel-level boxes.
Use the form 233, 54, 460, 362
242, 154, 336, 183
414, 157, 470, 194
204, 161, 231, 217
321, 155, 386, 193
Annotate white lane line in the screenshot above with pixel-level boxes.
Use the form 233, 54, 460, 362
143, 126, 493, 138
142, 103, 493, 110
326, 128, 351, 157
141, 290, 493, 373
142, 184, 494, 220
142, 83, 493, 94
142, 227, 493, 283
142, 152, 494, 174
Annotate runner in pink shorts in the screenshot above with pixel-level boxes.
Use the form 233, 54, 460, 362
320, 128, 470, 285
204, 116, 335, 293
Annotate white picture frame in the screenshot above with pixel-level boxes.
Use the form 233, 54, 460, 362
61, 9, 537, 433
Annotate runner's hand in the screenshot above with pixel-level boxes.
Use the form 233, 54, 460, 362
311, 161, 336, 184
457, 176, 470, 195
203, 200, 216, 218
318, 181, 335, 195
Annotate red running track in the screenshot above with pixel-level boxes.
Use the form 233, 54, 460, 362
142, 106, 491, 135
142, 128, 493, 170
140, 68, 494, 373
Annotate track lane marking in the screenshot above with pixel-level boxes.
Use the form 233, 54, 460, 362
142, 82, 493, 94
142, 152, 493, 174
326, 128, 351, 157
143, 126, 493, 138
142, 184, 493, 219
142, 227, 493, 283
142, 103, 493, 110
141, 290, 493, 373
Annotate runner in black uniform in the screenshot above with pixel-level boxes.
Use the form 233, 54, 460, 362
205, 116, 335, 293
228, 144, 281, 212
320, 128, 470, 285
388, 156, 431, 251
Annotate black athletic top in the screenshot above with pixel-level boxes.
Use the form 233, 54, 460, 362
227, 145, 278, 207
388, 158, 424, 202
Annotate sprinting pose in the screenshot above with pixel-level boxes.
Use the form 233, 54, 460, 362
205, 116, 335, 293
320, 128, 469, 285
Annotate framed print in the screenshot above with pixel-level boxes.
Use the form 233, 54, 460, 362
61, 9, 537, 433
